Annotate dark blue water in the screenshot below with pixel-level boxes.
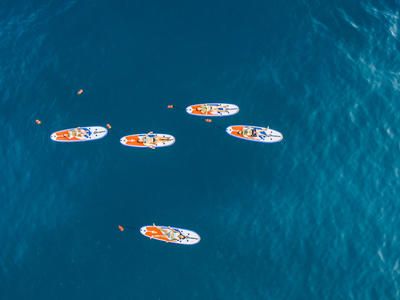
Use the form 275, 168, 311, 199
1, 1, 400, 299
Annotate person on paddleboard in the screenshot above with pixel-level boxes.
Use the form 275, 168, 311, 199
196, 104, 228, 115
151, 225, 186, 242
141, 132, 174, 149
196, 104, 212, 114
66, 127, 89, 139
238, 127, 258, 138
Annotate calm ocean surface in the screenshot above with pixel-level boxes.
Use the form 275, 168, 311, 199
1, 0, 399, 299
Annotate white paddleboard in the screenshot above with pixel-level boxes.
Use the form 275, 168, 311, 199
120, 133, 175, 148
50, 126, 108, 142
186, 103, 239, 117
140, 225, 201, 245
226, 125, 283, 143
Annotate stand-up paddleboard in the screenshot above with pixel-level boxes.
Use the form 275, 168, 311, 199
226, 125, 283, 143
120, 133, 175, 148
50, 126, 108, 142
186, 103, 239, 117
140, 225, 200, 245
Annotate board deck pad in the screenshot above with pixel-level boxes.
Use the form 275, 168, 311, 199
186, 103, 239, 117
50, 126, 108, 142
120, 133, 175, 148
140, 225, 200, 245
226, 125, 283, 143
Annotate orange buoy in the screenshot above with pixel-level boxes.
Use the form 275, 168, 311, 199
118, 225, 125, 232
35, 119, 42, 125
204, 118, 213, 123
106, 123, 112, 129
77, 89, 84, 96
167, 104, 174, 109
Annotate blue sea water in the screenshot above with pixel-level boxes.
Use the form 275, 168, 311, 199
1, 0, 400, 299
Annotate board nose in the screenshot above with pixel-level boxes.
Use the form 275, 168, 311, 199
273, 130, 283, 140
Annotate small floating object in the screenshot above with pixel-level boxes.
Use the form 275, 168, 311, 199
118, 225, 125, 232
35, 119, 42, 125
120, 132, 175, 149
226, 125, 283, 143
50, 126, 108, 142
167, 104, 174, 109
204, 118, 213, 123
140, 224, 200, 245
76, 89, 84, 96
106, 123, 112, 129
186, 103, 239, 117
